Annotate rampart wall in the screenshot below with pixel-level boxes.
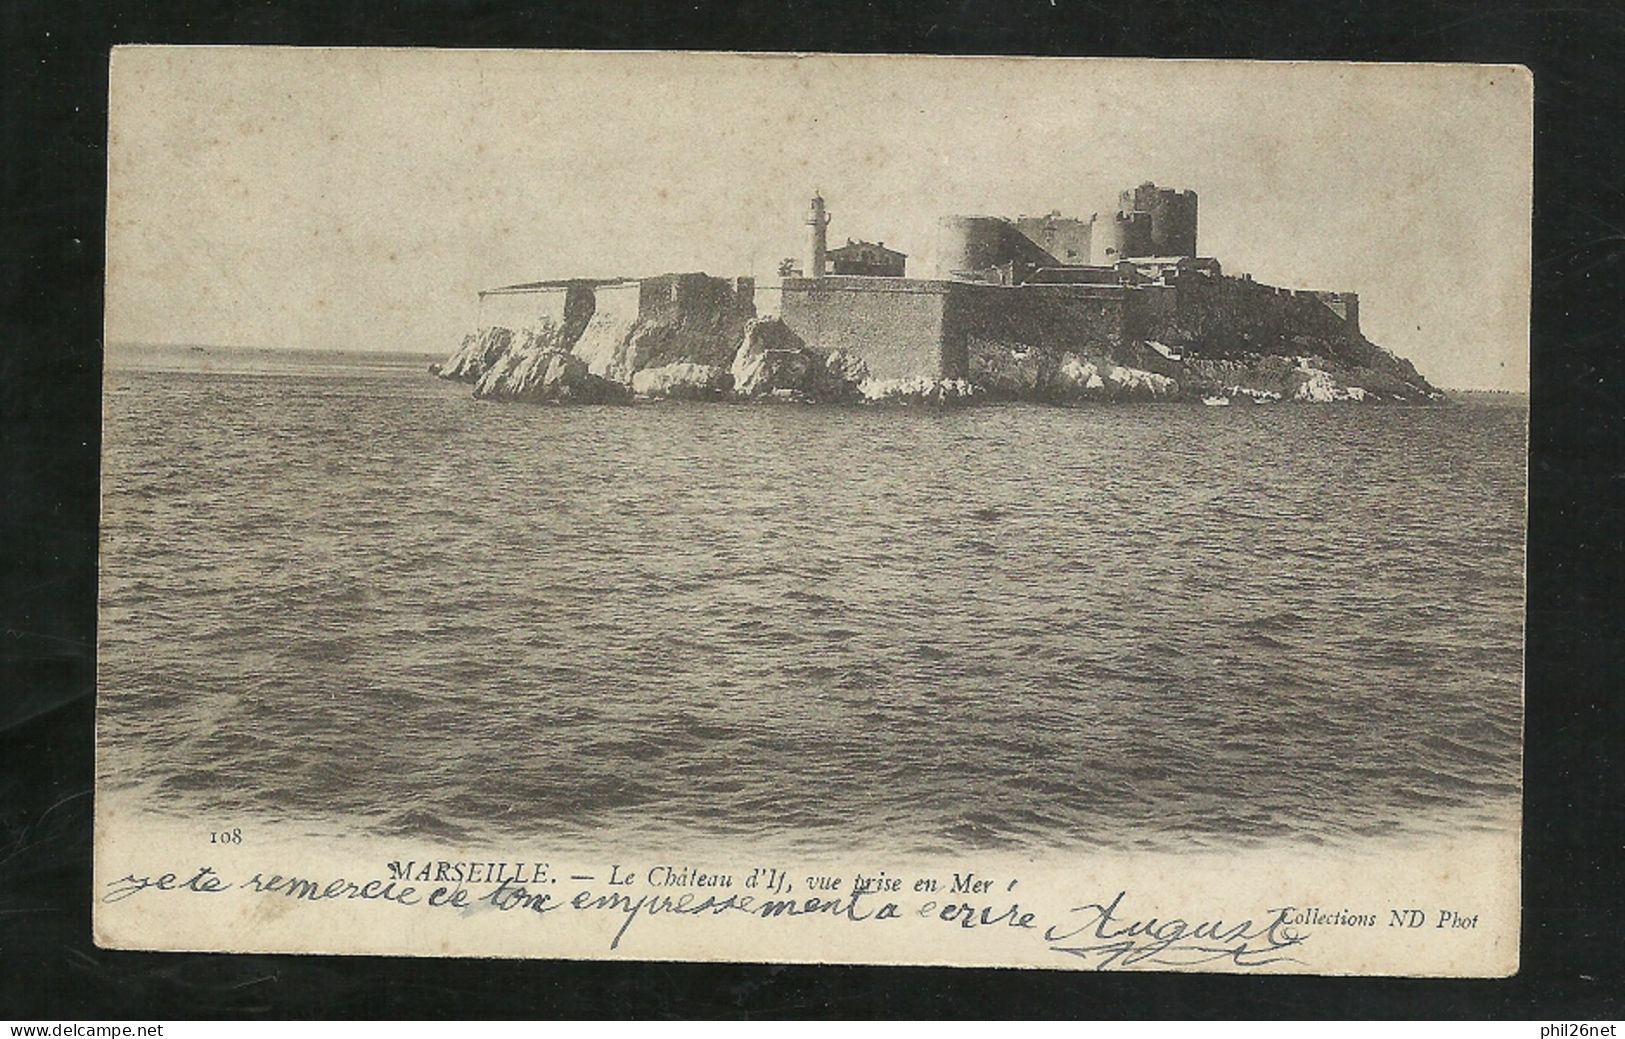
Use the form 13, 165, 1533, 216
635, 273, 757, 325
1310, 291, 1360, 334
1137, 275, 1379, 367
946, 283, 1131, 389
947, 283, 1129, 356
477, 285, 574, 332
779, 277, 953, 380
781, 277, 1138, 383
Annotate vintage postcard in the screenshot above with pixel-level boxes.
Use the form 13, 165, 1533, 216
95, 49, 1530, 975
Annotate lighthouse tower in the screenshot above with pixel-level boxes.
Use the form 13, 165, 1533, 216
804, 192, 830, 278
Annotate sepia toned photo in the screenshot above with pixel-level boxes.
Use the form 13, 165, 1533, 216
95, 49, 1529, 974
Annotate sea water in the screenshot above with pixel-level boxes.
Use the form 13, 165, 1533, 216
97, 356, 1526, 855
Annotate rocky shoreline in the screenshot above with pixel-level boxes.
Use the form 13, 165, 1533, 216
434, 278, 1442, 407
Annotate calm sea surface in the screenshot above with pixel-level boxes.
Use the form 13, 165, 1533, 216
98, 360, 1527, 855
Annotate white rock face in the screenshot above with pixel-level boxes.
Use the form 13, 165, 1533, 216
440, 326, 516, 382
472, 346, 626, 403
572, 307, 641, 380
733, 347, 814, 397
1046, 354, 1107, 398
824, 349, 871, 387
630, 362, 731, 399
729, 318, 822, 397
1294, 368, 1338, 402
1229, 385, 1283, 402
1105, 364, 1178, 398
1292, 362, 1368, 402
858, 377, 982, 404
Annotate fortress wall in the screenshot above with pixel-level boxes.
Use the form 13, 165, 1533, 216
638, 275, 677, 314
947, 283, 1129, 353
1124, 284, 1178, 339
948, 285, 1134, 377
779, 277, 952, 380
1315, 292, 1360, 334
782, 278, 1137, 385
478, 286, 572, 331
1156, 275, 1364, 358
593, 280, 643, 323
753, 282, 783, 318
634, 273, 757, 325
944, 282, 1131, 394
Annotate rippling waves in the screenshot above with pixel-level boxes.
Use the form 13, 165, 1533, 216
98, 365, 1527, 855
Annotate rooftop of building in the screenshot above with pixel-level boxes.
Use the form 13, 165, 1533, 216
829, 239, 907, 258
482, 277, 633, 294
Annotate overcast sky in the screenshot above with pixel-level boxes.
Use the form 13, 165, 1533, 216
106, 50, 1531, 390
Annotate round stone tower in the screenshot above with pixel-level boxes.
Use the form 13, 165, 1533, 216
804, 192, 830, 278
1089, 210, 1152, 265
934, 215, 1020, 275
931, 215, 1061, 282
1118, 182, 1198, 257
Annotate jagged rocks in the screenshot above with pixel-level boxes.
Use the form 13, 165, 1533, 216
630, 362, 733, 400
970, 341, 1176, 402
439, 308, 589, 387
858, 378, 982, 405
824, 349, 871, 388
440, 326, 515, 383
1291, 364, 1368, 402
1178, 354, 1410, 403
729, 318, 865, 401
969, 339, 1050, 399
1045, 354, 1107, 400
473, 349, 627, 404
1104, 364, 1178, 400
1005, 351, 1177, 402
731, 348, 817, 398
731, 346, 814, 398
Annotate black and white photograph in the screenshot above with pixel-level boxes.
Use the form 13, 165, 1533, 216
93, 50, 1530, 975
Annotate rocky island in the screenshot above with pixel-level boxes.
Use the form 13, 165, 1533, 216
435, 184, 1440, 406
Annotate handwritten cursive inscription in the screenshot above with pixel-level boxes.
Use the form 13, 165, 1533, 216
101, 865, 1317, 969
102, 866, 232, 903
1044, 891, 1306, 969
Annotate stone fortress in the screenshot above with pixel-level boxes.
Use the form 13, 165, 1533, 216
436, 183, 1437, 405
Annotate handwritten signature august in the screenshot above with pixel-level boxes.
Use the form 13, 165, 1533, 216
1042, 890, 1305, 968
101, 867, 1306, 969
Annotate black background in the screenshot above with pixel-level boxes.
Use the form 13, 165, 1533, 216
3, 0, 1621, 1019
